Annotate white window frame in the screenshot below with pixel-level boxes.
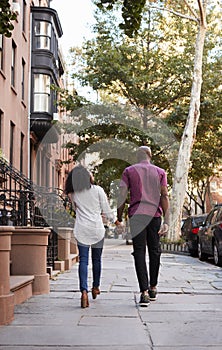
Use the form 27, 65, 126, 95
33, 74, 51, 113
35, 20, 52, 50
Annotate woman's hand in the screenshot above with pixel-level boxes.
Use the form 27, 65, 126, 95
114, 220, 125, 234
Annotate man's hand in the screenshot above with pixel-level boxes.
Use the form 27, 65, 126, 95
115, 220, 125, 234
158, 223, 169, 237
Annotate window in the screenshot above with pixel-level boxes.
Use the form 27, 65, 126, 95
0, 110, 3, 148
22, 59, 25, 100
22, 0, 27, 33
10, 122, 15, 164
36, 150, 41, 185
217, 208, 222, 223
211, 209, 219, 225
210, 181, 217, 191
52, 165, 55, 189
11, 41, 16, 87
20, 133, 24, 173
34, 20, 51, 50
0, 35, 3, 70
33, 74, 50, 112
45, 158, 50, 187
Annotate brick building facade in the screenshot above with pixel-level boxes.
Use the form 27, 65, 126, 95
0, 0, 69, 189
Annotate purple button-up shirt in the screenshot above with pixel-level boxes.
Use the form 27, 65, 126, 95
120, 160, 167, 218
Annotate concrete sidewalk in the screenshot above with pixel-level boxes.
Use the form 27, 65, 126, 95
1, 238, 222, 349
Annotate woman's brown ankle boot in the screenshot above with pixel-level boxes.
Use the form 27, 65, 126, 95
81, 291, 89, 308
92, 287, 100, 300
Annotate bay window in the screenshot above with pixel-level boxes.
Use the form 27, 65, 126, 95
34, 20, 51, 50
33, 74, 50, 113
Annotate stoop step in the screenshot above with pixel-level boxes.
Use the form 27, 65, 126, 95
70, 253, 79, 264
10, 275, 34, 305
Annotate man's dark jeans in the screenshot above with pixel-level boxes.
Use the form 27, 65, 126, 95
130, 215, 161, 292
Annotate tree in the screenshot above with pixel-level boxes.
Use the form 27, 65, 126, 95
95, 0, 147, 37
93, 1, 215, 240
75, 9, 195, 128
0, 0, 17, 37
70, 7, 197, 195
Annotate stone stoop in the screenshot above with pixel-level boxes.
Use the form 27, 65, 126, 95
10, 275, 34, 305
70, 253, 79, 264
48, 254, 79, 277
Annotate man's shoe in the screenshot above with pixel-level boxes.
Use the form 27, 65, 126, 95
139, 293, 150, 307
92, 287, 100, 300
148, 288, 157, 301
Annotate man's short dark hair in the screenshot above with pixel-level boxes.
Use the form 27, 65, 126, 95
137, 146, 152, 161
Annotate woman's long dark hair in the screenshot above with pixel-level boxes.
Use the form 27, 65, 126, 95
64, 165, 91, 194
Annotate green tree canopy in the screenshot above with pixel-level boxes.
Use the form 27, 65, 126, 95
73, 7, 196, 128
0, 0, 17, 37
62, 1, 222, 224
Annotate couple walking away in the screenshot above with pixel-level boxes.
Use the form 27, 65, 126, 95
64, 146, 170, 308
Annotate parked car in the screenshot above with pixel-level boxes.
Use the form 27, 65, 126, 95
181, 214, 208, 256
198, 204, 222, 266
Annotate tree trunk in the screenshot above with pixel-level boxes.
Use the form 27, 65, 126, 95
168, 21, 207, 241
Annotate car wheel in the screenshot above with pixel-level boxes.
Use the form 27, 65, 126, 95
189, 249, 198, 257
198, 241, 208, 261
213, 242, 222, 267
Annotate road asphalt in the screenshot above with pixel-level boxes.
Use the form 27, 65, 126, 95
1, 238, 222, 350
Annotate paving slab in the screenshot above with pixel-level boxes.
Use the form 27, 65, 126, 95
0, 323, 150, 347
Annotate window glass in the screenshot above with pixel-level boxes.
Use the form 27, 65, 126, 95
22, 59, 25, 100
20, 133, 24, 173
11, 41, 16, 87
211, 209, 218, 225
193, 216, 206, 227
0, 35, 3, 70
0, 110, 2, 148
216, 208, 222, 223
22, 0, 26, 32
10, 122, 15, 165
33, 74, 50, 112
35, 21, 51, 50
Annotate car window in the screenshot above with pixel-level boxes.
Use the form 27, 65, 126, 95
193, 216, 206, 227
211, 209, 219, 224
205, 211, 214, 225
216, 208, 222, 223
182, 218, 191, 231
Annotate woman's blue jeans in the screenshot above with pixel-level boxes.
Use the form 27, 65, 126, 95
77, 239, 104, 292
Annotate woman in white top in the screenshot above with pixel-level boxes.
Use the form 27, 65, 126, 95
64, 165, 114, 308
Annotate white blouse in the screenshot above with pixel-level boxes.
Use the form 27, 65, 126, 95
71, 185, 114, 245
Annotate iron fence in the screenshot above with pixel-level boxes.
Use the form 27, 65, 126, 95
0, 157, 74, 268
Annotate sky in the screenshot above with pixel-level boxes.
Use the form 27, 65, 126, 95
50, 0, 96, 56
50, 0, 97, 98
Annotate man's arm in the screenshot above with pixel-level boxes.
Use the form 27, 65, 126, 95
159, 185, 170, 235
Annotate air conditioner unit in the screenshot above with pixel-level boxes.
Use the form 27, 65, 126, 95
12, 2, 21, 15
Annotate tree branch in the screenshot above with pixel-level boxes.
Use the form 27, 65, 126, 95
197, 0, 207, 27
148, 4, 199, 23
182, 0, 199, 20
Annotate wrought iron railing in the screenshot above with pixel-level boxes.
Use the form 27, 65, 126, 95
0, 157, 74, 268
0, 157, 34, 226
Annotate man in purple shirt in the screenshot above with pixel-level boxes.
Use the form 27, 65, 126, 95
116, 146, 170, 306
